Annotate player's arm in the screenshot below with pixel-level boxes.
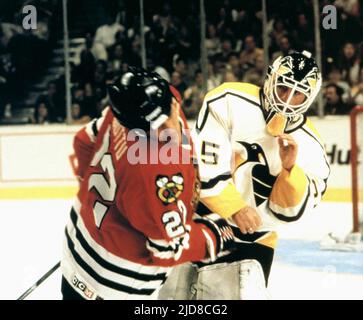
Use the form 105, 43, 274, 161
118, 166, 234, 266
268, 133, 330, 222
72, 109, 108, 180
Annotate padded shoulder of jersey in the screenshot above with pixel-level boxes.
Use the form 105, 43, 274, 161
204, 82, 261, 102
303, 117, 325, 147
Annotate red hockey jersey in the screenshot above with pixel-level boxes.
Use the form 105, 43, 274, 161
61, 105, 215, 300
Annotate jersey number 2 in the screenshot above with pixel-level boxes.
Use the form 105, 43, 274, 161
88, 128, 117, 228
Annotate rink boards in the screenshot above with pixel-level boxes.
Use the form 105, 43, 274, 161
0, 116, 360, 202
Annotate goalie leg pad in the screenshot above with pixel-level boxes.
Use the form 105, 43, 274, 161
158, 263, 198, 300
195, 260, 270, 300
239, 259, 270, 300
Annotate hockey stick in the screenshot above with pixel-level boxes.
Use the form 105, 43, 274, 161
17, 261, 61, 300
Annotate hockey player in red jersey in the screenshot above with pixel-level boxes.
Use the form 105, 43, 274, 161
60, 67, 235, 300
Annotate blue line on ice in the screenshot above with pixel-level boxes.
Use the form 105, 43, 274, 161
275, 239, 363, 275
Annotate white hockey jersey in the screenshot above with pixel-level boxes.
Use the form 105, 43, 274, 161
192, 82, 330, 232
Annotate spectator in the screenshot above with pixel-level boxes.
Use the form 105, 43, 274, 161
222, 70, 238, 82
326, 68, 351, 102
338, 42, 361, 85
231, 8, 251, 43
82, 83, 98, 118
208, 54, 225, 89
93, 85, 109, 116
219, 38, 234, 63
38, 81, 63, 122
74, 33, 96, 84
243, 53, 265, 86
324, 83, 353, 115
0, 52, 14, 120
126, 36, 142, 67
176, 25, 193, 59
183, 69, 206, 119
239, 35, 263, 70
32, 101, 53, 124
72, 84, 84, 101
113, 29, 129, 52
70, 102, 91, 125
171, 71, 187, 96
226, 52, 242, 80
87, 31, 108, 62
151, 13, 178, 68
334, 0, 360, 16
269, 19, 288, 55
205, 23, 221, 57
173, 56, 191, 85
108, 43, 124, 78
271, 36, 293, 62
94, 17, 124, 51
93, 60, 108, 93
292, 13, 314, 53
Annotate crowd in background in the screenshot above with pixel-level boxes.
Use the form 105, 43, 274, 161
0, 0, 58, 122
0, 0, 363, 125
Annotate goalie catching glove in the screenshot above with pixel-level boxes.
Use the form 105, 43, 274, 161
195, 213, 235, 262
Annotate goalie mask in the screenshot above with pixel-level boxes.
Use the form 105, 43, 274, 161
263, 51, 322, 135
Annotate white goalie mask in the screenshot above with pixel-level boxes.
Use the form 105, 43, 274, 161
263, 51, 322, 118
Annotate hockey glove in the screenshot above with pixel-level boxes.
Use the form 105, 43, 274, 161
195, 213, 235, 262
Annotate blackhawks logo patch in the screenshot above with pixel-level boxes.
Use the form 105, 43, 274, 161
156, 173, 184, 205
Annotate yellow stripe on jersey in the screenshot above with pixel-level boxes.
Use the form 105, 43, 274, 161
270, 165, 308, 208
204, 82, 260, 101
0, 186, 78, 199
201, 183, 247, 218
305, 118, 324, 146
255, 231, 278, 249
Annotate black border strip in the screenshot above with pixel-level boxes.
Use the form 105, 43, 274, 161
201, 173, 232, 190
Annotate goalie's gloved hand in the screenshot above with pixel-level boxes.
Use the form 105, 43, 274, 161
195, 213, 235, 262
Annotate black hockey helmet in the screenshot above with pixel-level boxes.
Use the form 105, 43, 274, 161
108, 66, 173, 131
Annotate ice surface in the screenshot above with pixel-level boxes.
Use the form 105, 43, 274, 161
1, 199, 362, 300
